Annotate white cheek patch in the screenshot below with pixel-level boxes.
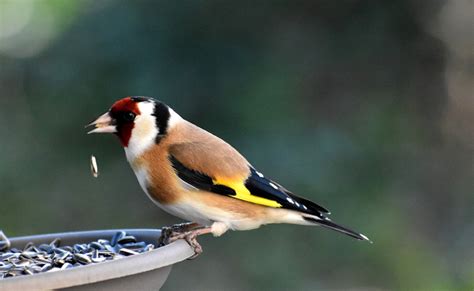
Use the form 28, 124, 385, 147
125, 101, 183, 163
125, 102, 158, 162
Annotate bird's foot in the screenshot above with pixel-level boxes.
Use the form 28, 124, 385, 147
158, 222, 202, 246
169, 222, 202, 233
168, 227, 212, 259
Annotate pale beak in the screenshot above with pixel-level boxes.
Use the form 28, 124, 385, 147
86, 112, 117, 134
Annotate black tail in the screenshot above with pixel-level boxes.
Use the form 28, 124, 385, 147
304, 216, 372, 242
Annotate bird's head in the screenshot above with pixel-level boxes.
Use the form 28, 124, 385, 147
87, 96, 179, 156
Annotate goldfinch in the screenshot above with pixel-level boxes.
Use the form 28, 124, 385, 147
87, 96, 370, 254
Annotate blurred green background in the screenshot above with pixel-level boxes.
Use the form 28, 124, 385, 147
1, 1, 472, 290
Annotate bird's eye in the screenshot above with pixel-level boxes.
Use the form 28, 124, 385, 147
121, 111, 136, 122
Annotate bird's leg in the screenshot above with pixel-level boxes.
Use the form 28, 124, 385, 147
168, 227, 213, 259
158, 222, 202, 246
169, 222, 202, 233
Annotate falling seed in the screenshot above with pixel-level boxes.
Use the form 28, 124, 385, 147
90, 155, 99, 178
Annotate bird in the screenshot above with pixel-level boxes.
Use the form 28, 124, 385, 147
87, 96, 370, 255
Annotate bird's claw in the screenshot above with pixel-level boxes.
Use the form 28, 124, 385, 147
168, 231, 203, 259
158, 224, 211, 258
184, 233, 203, 260
158, 222, 201, 247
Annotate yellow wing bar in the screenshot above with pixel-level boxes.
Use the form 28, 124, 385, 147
213, 177, 282, 208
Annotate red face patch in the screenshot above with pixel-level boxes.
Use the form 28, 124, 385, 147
109, 97, 141, 147
110, 97, 141, 115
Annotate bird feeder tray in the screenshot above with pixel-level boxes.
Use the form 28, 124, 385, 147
0, 229, 194, 290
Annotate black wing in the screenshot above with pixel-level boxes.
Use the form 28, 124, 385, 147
244, 167, 330, 217
171, 154, 330, 217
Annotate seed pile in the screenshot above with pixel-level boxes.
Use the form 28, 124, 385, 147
0, 231, 155, 279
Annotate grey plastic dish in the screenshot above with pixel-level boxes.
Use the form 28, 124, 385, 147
0, 229, 194, 291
